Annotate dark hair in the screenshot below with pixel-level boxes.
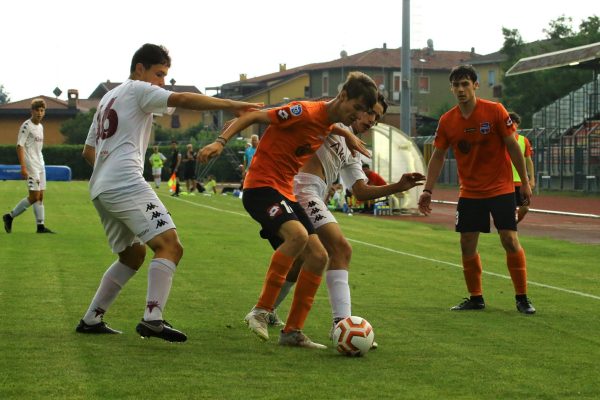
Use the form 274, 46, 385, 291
362, 163, 370, 169
341, 71, 378, 109
377, 92, 388, 114
130, 43, 171, 73
31, 98, 46, 110
449, 65, 478, 83
508, 111, 521, 125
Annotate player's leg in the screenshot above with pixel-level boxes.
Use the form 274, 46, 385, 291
452, 197, 487, 311
3, 174, 40, 233
493, 194, 535, 314
279, 231, 328, 349
31, 172, 54, 233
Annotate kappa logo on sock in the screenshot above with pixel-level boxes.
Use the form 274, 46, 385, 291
146, 301, 160, 313
93, 307, 106, 318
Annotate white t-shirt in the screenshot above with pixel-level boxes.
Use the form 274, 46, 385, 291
315, 123, 367, 192
17, 119, 45, 174
85, 79, 172, 199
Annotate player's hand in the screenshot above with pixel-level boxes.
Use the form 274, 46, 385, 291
521, 183, 533, 206
232, 101, 263, 117
397, 172, 426, 191
20, 166, 28, 179
345, 133, 370, 158
198, 142, 224, 163
418, 191, 432, 215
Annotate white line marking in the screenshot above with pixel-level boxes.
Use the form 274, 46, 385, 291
165, 194, 600, 301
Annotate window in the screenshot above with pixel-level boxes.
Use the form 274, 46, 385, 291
488, 70, 496, 87
322, 72, 329, 96
418, 76, 430, 93
392, 71, 401, 101
171, 114, 180, 129
493, 85, 502, 98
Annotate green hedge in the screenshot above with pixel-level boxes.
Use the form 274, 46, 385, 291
0, 142, 246, 182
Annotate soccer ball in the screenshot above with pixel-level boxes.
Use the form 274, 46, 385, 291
332, 316, 374, 356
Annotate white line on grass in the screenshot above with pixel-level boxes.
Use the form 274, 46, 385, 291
166, 195, 600, 301
347, 238, 600, 301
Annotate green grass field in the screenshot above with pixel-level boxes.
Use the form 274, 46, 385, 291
1, 181, 599, 399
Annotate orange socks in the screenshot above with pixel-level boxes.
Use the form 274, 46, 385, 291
256, 250, 294, 311
462, 253, 483, 296
283, 269, 322, 333
507, 248, 527, 295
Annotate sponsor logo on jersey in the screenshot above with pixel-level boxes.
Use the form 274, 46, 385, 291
480, 122, 491, 134
464, 127, 476, 133
290, 104, 303, 116
267, 203, 283, 218
277, 109, 290, 121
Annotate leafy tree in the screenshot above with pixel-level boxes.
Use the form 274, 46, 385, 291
500, 15, 600, 128
0, 85, 10, 104
60, 109, 96, 144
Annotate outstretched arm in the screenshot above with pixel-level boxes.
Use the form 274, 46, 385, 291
168, 93, 262, 116
198, 111, 270, 163
351, 173, 425, 201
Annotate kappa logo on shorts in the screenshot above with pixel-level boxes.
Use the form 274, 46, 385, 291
156, 219, 168, 228
480, 122, 491, 134
290, 104, 302, 116
150, 211, 163, 220
277, 109, 289, 121
146, 203, 158, 212
310, 207, 321, 216
307, 200, 317, 208
314, 214, 325, 222
267, 203, 283, 218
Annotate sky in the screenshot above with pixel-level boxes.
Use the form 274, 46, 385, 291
1, 0, 595, 102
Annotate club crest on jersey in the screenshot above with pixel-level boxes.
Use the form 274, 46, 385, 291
290, 104, 303, 116
267, 203, 283, 218
480, 122, 491, 134
277, 109, 289, 121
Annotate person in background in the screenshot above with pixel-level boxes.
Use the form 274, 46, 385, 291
149, 145, 167, 188
243, 134, 259, 171
3, 98, 55, 234
508, 112, 535, 223
182, 143, 197, 193
169, 140, 182, 196
204, 175, 217, 194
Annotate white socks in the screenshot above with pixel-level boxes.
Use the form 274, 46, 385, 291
83, 260, 137, 325
144, 258, 177, 321
32, 201, 44, 225
154, 178, 161, 187
326, 269, 351, 321
11, 198, 31, 218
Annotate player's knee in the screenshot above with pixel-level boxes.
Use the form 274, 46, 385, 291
329, 239, 352, 266
120, 244, 146, 269
285, 229, 309, 253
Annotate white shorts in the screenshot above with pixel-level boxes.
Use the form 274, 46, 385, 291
152, 167, 162, 176
27, 169, 46, 191
92, 184, 176, 254
293, 172, 337, 230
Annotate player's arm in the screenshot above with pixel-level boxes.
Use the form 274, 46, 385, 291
198, 111, 270, 163
526, 156, 535, 189
82, 145, 96, 167
167, 93, 263, 116
505, 134, 532, 204
331, 125, 370, 158
418, 147, 447, 215
16, 145, 27, 179
351, 172, 425, 201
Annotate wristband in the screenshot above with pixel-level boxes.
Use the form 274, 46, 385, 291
423, 189, 432, 195
215, 137, 228, 146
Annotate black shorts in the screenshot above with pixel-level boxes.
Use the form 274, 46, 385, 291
242, 187, 315, 249
456, 193, 517, 233
514, 186, 525, 207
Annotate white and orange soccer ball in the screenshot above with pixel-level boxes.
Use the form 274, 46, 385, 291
332, 316, 374, 356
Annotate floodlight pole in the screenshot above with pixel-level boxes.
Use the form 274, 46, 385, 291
401, 0, 411, 136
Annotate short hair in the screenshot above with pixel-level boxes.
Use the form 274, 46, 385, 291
341, 71, 378, 109
508, 111, 521, 125
449, 65, 478, 83
130, 43, 171, 74
362, 163, 370, 169
31, 98, 46, 110
171, 140, 178, 144
377, 92, 388, 115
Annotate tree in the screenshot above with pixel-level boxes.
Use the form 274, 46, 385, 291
500, 15, 600, 128
0, 85, 10, 104
60, 109, 96, 144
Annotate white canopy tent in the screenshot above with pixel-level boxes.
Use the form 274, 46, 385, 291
367, 123, 426, 211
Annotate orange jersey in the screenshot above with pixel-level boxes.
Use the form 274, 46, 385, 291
434, 99, 516, 198
243, 101, 333, 201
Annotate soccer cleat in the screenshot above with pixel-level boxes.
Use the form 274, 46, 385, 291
279, 330, 327, 349
3, 213, 13, 233
36, 226, 56, 234
75, 319, 122, 334
450, 297, 485, 311
516, 296, 536, 314
267, 309, 284, 327
244, 308, 269, 341
135, 319, 187, 342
